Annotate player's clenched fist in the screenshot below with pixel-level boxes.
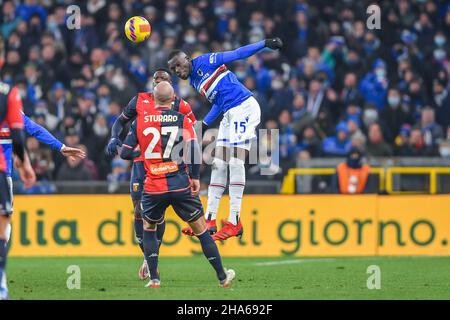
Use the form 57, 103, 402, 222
106, 138, 122, 156
265, 37, 283, 50
190, 179, 201, 196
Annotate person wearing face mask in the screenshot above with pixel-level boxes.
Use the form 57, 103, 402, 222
181, 29, 198, 53
439, 140, 450, 158
359, 59, 389, 110
379, 88, 414, 144
362, 105, 379, 132
434, 31, 448, 52
415, 107, 443, 147
332, 148, 372, 194
164, 10, 178, 25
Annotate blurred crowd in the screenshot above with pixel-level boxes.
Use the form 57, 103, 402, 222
1, 0, 450, 187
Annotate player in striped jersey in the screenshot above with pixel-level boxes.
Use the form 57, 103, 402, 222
0, 81, 35, 300
120, 81, 235, 288
0, 110, 85, 299
168, 38, 283, 241
106, 69, 196, 280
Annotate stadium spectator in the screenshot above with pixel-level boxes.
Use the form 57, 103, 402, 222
351, 131, 367, 151
48, 82, 72, 120
379, 88, 414, 144
56, 152, 93, 181
439, 140, 450, 158
366, 123, 393, 158
321, 122, 351, 157
298, 125, 321, 158
0, 0, 448, 188
26, 136, 54, 181
278, 110, 297, 160
396, 128, 439, 157
339, 72, 363, 108
77, 144, 99, 181
359, 59, 389, 111
417, 107, 443, 146
434, 73, 450, 128
107, 157, 130, 193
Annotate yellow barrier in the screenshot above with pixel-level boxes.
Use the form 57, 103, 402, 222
281, 167, 385, 194
281, 167, 450, 195
8, 195, 450, 257
385, 167, 450, 194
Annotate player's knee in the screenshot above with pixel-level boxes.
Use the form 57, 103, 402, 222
189, 217, 207, 235
229, 157, 245, 182
212, 157, 227, 172
143, 220, 157, 231
229, 157, 245, 170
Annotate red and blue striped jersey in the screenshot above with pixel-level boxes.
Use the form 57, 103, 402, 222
0, 83, 24, 173
122, 106, 197, 194
121, 92, 196, 163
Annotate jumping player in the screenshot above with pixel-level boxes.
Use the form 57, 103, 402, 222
106, 69, 196, 280
120, 81, 235, 288
168, 38, 283, 241
0, 81, 36, 300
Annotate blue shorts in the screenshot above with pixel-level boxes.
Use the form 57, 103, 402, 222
141, 189, 204, 224
130, 161, 145, 201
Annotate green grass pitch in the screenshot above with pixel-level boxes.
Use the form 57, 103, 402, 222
6, 256, 450, 300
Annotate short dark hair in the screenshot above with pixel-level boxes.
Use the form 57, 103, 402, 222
154, 68, 172, 76
167, 50, 185, 61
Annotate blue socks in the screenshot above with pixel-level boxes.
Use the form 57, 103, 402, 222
197, 231, 226, 281
0, 239, 6, 289
143, 229, 159, 280
141, 223, 225, 282
156, 221, 166, 248
136, 219, 165, 254
134, 218, 144, 253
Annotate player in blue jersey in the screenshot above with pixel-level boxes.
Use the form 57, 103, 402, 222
0, 114, 85, 299
2, 113, 86, 222
168, 38, 283, 241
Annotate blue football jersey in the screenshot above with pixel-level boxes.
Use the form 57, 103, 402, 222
189, 53, 253, 114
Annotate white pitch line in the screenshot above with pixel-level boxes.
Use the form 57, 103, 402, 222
254, 258, 336, 266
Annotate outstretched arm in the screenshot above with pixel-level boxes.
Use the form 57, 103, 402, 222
24, 115, 86, 160
212, 38, 283, 66
24, 115, 63, 151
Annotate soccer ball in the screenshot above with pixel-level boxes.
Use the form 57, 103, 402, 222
124, 16, 151, 43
